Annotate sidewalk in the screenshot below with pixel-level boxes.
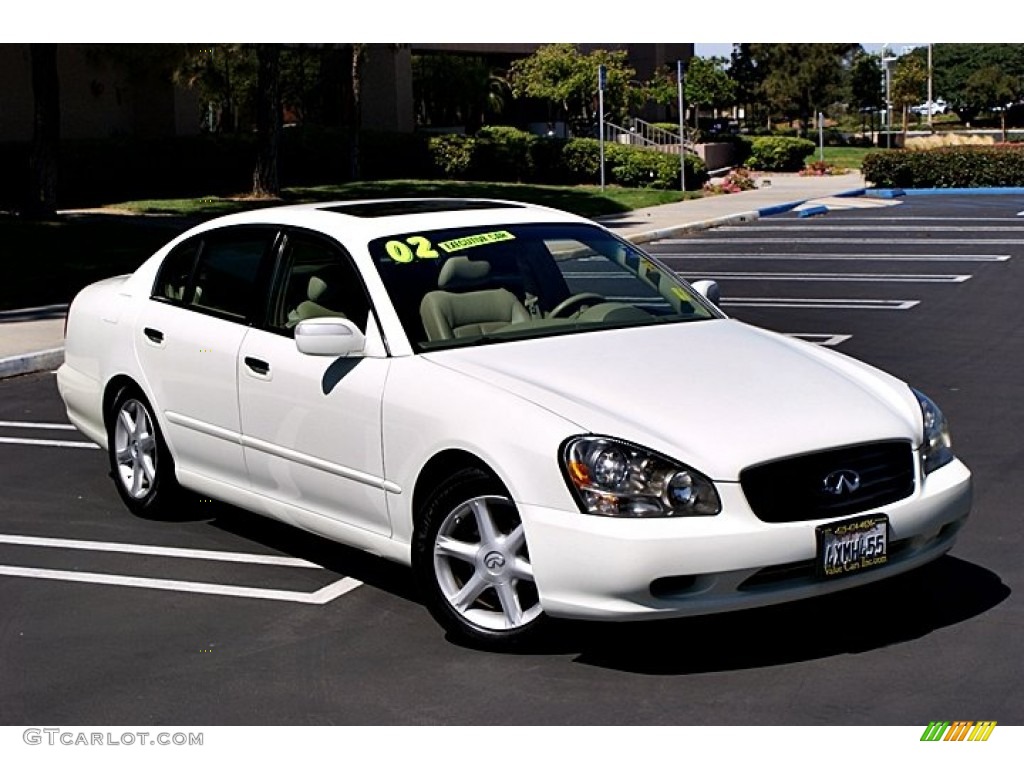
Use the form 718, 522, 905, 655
0, 172, 868, 380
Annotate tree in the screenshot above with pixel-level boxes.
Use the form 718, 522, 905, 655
926, 43, 1024, 122
682, 56, 736, 130
964, 65, 1020, 140
892, 55, 927, 135
27, 43, 60, 218
252, 44, 282, 198
746, 44, 861, 135
849, 51, 884, 138
508, 44, 638, 135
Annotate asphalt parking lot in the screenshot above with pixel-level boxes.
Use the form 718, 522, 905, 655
0, 194, 1021, 725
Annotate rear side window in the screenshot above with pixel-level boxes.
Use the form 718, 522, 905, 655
190, 232, 272, 319
154, 240, 200, 302
153, 228, 276, 322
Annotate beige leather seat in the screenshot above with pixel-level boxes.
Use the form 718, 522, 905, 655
287, 267, 349, 328
420, 257, 530, 341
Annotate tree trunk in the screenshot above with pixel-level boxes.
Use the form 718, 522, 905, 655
350, 44, 366, 181
252, 44, 282, 198
27, 44, 60, 218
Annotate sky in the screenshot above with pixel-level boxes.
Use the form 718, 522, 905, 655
3, 2, 1008, 42
695, 43, 929, 60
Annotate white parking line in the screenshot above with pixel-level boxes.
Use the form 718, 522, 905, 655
0, 436, 99, 449
724, 225, 1024, 232
685, 272, 971, 284
0, 533, 363, 603
0, 565, 362, 604
723, 298, 920, 310
786, 334, 853, 347
654, 252, 1011, 263
0, 420, 76, 430
658, 238, 1024, 246
0, 533, 323, 568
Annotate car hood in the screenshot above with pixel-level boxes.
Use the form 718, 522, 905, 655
423, 320, 922, 480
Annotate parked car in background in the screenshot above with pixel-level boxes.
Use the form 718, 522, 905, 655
911, 99, 949, 116
56, 199, 973, 649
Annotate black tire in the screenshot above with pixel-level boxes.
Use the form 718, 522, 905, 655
413, 468, 547, 649
107, 385, 180, 517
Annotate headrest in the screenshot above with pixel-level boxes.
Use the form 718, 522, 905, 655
438, 256, 490, 289
307, 266, 342, 302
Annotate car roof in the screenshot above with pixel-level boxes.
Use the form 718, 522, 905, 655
185, 198, 589, 242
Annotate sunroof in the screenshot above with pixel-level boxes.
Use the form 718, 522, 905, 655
323, 199, 523, 218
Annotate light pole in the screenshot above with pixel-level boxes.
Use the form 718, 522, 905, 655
677, 59, 686, 192
927, 44, 934, 130
882, 47, 898, 149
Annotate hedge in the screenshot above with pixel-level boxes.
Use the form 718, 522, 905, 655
742, 136, 816, 172
0, 125, 710, 209
862, 145, 1024, 188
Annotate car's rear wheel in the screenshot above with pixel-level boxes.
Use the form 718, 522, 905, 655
108, 386, 180, 517
414, 468, 546, 649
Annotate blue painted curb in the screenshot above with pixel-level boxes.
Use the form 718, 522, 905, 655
867, 187, 1024, 196
834, 187, 867, 198
757, 201, 804, 217
902, 187, 1024, 196
798, 205, 829, 218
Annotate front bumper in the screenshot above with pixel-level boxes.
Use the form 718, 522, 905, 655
520, 457, 972, 621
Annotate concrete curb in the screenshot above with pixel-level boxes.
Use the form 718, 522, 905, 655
0, 347, 64, 379
624, 211, 761, 245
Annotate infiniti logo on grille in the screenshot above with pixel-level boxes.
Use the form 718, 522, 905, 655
823, 469, 861, 496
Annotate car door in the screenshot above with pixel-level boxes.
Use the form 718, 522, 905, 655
135, 226, 277, 488
236, 229, 392, 536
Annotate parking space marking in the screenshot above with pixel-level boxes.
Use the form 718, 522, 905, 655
0, 436, 99, 449
657, 238, 1024, 246
0, 420, 76, 430
0, 565, 362, 604
786, 334, 853, 347
653, 252, 1011, 263
0, 419, 97, 449
684, 271, 971, 283
723, 224, 1024, 233
0, 533, 363, 604
0, 533, 323, 568
722, 298, 920, 310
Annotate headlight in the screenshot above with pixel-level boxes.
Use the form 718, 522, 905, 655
913, 389, 954, 475
561, 436, 721, 517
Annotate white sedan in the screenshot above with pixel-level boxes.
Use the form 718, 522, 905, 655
57, 199, 972, 648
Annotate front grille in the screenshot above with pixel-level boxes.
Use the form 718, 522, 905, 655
740, 441, 915, 523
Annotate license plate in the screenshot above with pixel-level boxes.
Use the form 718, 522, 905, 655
816, 514, 889, 579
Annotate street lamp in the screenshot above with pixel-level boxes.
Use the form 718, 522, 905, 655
881, 46, 898, 149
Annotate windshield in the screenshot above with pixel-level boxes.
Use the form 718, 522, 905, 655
368, 222, 719, 351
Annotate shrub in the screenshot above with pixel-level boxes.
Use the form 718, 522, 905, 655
427, 134, 476, 179
799, 160, 846, 176
474, 126, 536, 182
744, 136, 816, 171
862, 145, 1024, 187
703, 166, 756, 195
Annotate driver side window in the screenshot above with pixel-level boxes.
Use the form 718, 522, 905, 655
270, 234, 370, 335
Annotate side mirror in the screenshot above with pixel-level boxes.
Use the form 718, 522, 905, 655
690, 279, 721, 307
295, 318, 366, 357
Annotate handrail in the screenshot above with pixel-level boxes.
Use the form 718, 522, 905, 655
601, 118, 697, 156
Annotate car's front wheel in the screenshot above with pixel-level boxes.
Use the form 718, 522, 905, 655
107, 386, 180, 517
414, 468, 546, 649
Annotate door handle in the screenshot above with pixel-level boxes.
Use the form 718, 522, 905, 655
143, 327, 164, 344
244, 356, 270, 376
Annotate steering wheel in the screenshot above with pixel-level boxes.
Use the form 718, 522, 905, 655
547, 293, 606, 319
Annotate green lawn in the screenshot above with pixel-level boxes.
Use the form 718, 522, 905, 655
804, 146, 880, 170
1, 180, 694, 311
108, 180, 693, 220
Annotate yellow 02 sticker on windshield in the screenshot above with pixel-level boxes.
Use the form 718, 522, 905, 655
438, 230, 515, 253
